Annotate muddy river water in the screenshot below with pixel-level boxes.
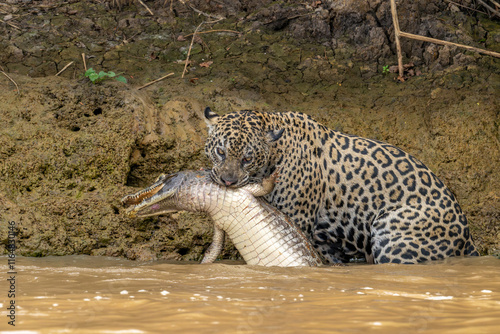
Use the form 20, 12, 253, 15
1, 255, 499, 333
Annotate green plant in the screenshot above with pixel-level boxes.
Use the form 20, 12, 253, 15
382, 65, 390, 75
84, 68, 127, 84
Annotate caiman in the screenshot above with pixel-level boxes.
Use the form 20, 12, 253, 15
121, 170, 324, 267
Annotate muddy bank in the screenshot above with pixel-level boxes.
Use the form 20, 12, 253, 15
1, 0, 499, 79
0, 0, 499, 260
0, 76, 221, 260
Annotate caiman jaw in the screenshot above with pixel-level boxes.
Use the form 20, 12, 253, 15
121, 182, 164, 207
121, 173, 178, 218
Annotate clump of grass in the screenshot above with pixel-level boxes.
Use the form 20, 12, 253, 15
382, 65, 390, 75
85, 68, 127, 84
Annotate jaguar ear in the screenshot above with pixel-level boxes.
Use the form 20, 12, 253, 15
204, 107, 219, 129
266, 128, 285, 143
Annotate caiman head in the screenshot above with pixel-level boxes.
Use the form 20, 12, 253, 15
121, 170, 209, 218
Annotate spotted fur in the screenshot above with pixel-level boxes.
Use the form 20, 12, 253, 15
204, 108, 479, 264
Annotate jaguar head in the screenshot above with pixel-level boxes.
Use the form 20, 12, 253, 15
204, 107, 284, 188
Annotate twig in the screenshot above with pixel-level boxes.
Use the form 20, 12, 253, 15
55, 61, 74, 76
137, 72, 174, 90
1, 71, 20, 95
490, 0, 500, 9
478, 0, 500, 18
443, 0, 488, 15
389, 0, 404, 81
0, 18, 21, 30
183, 29, 241, 38
137, 0, 154, 16
182, 21, 204, 78
398, 30, 500, 58
188, 4, 225, 20
163, 0, 175, 12
120, 32, 140, 46
82, 53, 87, 71
390, 0, 500, 82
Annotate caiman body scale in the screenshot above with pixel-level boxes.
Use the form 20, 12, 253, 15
121, 170, 323, 267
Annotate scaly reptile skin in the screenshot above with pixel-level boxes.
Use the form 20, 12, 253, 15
121, 170, 323, 267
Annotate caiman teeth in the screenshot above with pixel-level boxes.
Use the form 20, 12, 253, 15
121, 183, 164, 207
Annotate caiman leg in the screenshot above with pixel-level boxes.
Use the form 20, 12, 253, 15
245, 170, 279, 196
199, 171, 279, 263
201, 225, 225, 263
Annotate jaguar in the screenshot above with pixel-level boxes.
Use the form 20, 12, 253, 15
203, 107, 479, 264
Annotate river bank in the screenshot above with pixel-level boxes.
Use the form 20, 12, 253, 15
0, 0, 499, 260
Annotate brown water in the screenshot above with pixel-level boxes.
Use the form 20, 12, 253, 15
1, 256, 499, 333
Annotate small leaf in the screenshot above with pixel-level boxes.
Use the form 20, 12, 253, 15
85, 68, 95, 77
89, 73, 99, 82
107, 71, 116, 77
115, 76, 127, 83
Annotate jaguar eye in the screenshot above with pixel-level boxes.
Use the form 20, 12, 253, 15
242, 156, 253, 164
216, 147, 225, 157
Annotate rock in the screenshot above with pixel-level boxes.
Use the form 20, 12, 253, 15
438, 45, 452, 67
